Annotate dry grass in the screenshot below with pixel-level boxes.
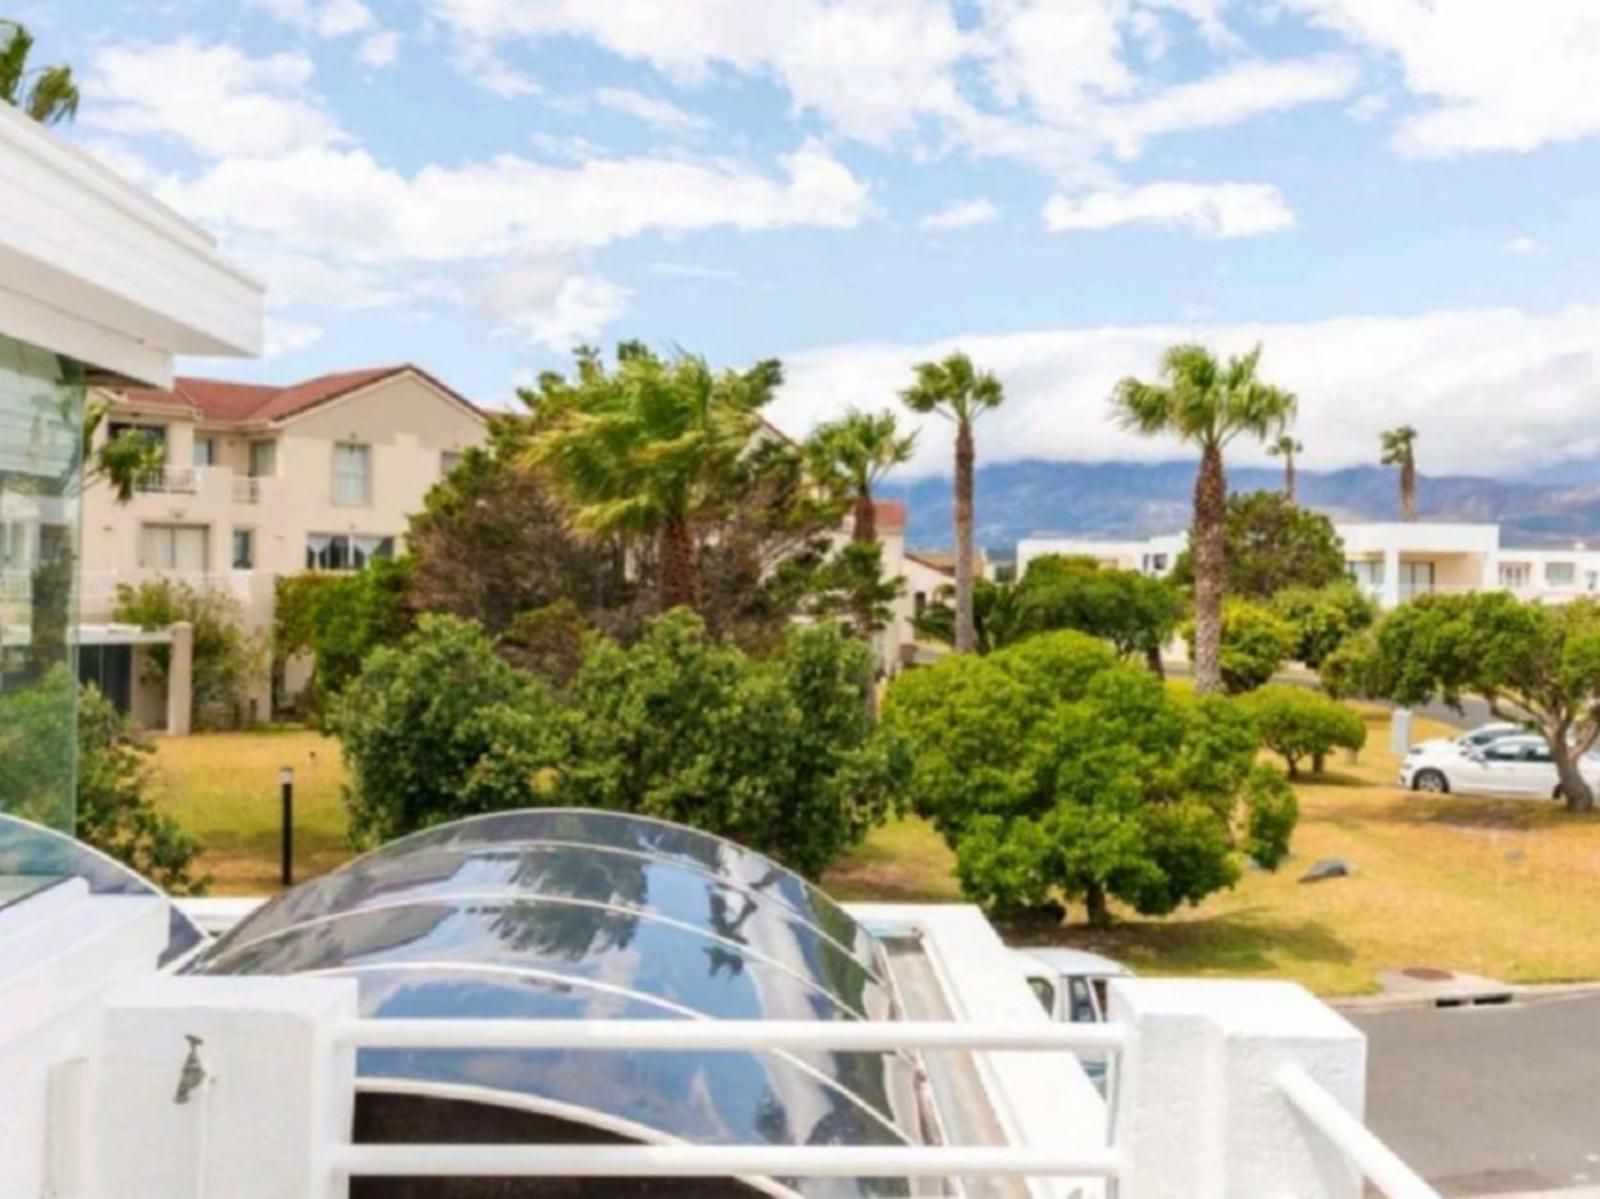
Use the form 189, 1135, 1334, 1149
827, 703, 1600, 996
148, 727, 352, 895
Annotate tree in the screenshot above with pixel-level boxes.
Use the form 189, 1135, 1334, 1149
273, 558, 415, 718
0, 20, 80, 125
1113, 345, 1296, 694
1341, 592, 1600, 812
1271, 582, 1377, 668
1268, 433, 1303, 502
1171, 491, 1347, 600
805, 409, 916, 544
1018, 555, 1184, 675
526, 344, 784, 611
1381, 425, 1419, 521
901, 352, 1004, 654
912, 577, 1032, 655
1185, 599, 1296, 693
1245, 684, 1367, 778
333, 614, 569, 845
883, 630, 1295, 927
113, 579, 266, 729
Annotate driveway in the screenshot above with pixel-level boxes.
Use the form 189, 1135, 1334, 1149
1349, 993, 1600, 1195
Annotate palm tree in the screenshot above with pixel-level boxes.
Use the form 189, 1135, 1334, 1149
805, 409, 916, 543
1112, 344, 1296, 695
911, 578, 1030, 655
1267, 433, 1303, 502
1380, 425, 1418, 521
901, 352, 1004, 653
526, 344, 778, 611
1, 21, 80, 125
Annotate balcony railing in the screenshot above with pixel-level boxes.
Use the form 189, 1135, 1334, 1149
233, 475, 261, 504
133, 466, 198, 495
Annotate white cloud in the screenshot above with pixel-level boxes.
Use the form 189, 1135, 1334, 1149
249, 0, 376, 38
1505, 235, 1544, 256
773, 305, 1600, 480
475, 262, 630, 350
920, 197, 1000, 229
357, 31, 400, 68
1043, 182, 1295, 238
261, 317, 324, 359
228, 244, 402, 310
1290, 0, 1600, 156
84, 40, 344, 158
593, 87, 709, 133
157, 138, 872, 263
651, 261, 740, 279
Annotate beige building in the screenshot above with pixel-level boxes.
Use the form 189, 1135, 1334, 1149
80, 365, 487, 724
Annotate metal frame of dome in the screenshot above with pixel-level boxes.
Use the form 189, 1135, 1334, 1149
190, 810, 929, 1198
0, 813, 204, 965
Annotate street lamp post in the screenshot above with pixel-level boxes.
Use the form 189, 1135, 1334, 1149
279, 766, 295, 888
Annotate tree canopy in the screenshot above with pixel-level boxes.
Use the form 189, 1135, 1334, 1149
0, 21, 79, 125
1171, 490, 1346, 599
882, 629, 1294, 926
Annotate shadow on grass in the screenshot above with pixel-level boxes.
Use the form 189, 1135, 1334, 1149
1009, 905, 1358, 979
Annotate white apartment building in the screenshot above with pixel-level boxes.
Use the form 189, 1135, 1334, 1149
79, 366, 487, 722
1021, 521, 1600, 609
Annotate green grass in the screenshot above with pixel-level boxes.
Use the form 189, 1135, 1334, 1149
149, 727, 352, 895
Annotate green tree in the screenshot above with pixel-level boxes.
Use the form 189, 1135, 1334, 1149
1271, 582, 1377, 668
526, 343, 783, 611
911, 577, 1033, 655
1018, 554, 1184, 674
901, 352, 1004, 654
113, 579, 266, 729
273, 557, 415, 717
1343, 592, 1600, 811
1170, 490, 1346, 600
1244, 684, 1367, 778
805, 408, 916, 543
1381, 425, 1419, 521
1112, 346, 1297, 694
0, 20, 79, 125
883, 630, 1293, 927
333, 614, 568, 844
1185, 599, 1296, 693
1267, 433, 1303, 502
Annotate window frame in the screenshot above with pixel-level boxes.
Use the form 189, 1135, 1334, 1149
231, 528, 255, 570
139, 522, 210, 571
332, 441, 372, 508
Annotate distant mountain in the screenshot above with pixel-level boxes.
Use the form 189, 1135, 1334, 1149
893, 459, 1600, 555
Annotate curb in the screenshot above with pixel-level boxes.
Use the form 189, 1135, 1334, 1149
1332, 980, 1600, 1014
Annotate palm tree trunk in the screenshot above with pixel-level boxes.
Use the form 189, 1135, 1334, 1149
1192, 443, 1227, 695
953, 419, 976, 654
1401, 458, 1417, 521
1285, 454, 1296, 504
852, 487, 876, 543
658, 515, 698, 611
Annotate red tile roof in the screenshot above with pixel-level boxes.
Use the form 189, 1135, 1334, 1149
875, 499, 907, 534
108, 365, 481, 427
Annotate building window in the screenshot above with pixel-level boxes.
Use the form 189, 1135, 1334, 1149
333, 442, 371, 506
440, 450, 462, 476
306, 533, 394, 571
193, 437, 216, 466
1499, 562, 1530, 588
140, 524, 209, 571
231, 528, 254, 570
1399, 561, 1435, 597
1348, 560, 1385, 589
1546, 561, 1577, 586
248, 440, 276, 478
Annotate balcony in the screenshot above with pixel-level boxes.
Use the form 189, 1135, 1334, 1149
133, 466, 198, 495
111, 464, 274, 518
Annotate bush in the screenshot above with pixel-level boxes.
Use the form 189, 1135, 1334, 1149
883, 629, 1291, 927
275, 559, 415, 718
113, 578, 265, 729
1017, 555, 1184, 668
1185, 599, 1296, 694
1243, 765, 1298, 869
1271, 583, 1377, 668
332, 614, 567, 845
1245, 684, 1367, 778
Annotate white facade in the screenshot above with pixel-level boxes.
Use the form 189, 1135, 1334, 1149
1021, 521, 1600, 609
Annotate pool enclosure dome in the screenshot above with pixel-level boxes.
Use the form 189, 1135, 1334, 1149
191, 808, 929, 1198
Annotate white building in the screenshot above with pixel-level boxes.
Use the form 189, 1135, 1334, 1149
1021, 521, 1600, 610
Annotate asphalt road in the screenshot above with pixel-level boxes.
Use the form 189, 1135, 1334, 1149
1349, 993, 1600, 1195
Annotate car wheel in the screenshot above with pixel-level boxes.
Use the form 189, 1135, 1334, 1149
1413, 769, 1449, 794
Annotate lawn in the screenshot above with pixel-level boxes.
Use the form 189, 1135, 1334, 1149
825, 704, 1600, 996
149, 727, 353, 894
152, 708, 1600, 996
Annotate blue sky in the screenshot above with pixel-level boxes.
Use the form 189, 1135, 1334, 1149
23, 1, 1600, 478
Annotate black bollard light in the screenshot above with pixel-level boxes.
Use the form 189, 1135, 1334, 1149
279, 765, 295, 887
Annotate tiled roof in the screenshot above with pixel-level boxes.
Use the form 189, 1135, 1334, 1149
875, 499, 907, 534
108, 365, 480, 427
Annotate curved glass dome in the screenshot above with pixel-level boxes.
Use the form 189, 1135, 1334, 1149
191, 810, 926, 1198
0, 814, 205, 965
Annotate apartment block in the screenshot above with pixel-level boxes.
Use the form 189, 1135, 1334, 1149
79, 366, 487, 722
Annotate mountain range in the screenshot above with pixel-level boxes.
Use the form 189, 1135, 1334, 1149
893, 460, 1600, 556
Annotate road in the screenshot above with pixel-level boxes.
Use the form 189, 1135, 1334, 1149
1349, 993, 1600, 1195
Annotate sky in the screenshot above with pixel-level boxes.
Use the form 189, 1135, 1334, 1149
23, 0, 1600, 479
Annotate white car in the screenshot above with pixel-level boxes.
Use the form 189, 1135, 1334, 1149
1012, 947, 1133, 1087
1406, 721, 1525, 761
1399, 734, 1600, 798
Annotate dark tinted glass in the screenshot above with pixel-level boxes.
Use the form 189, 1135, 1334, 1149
202, 841, 888, 1018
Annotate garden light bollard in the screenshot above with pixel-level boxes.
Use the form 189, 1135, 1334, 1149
280, 766, 295, 888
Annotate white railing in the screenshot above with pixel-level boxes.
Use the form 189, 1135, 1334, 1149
233, 476, 261, 504
1278, 1063, 1440, 1199
134, 466, 198, 495
329, 1018, 1123, 1185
